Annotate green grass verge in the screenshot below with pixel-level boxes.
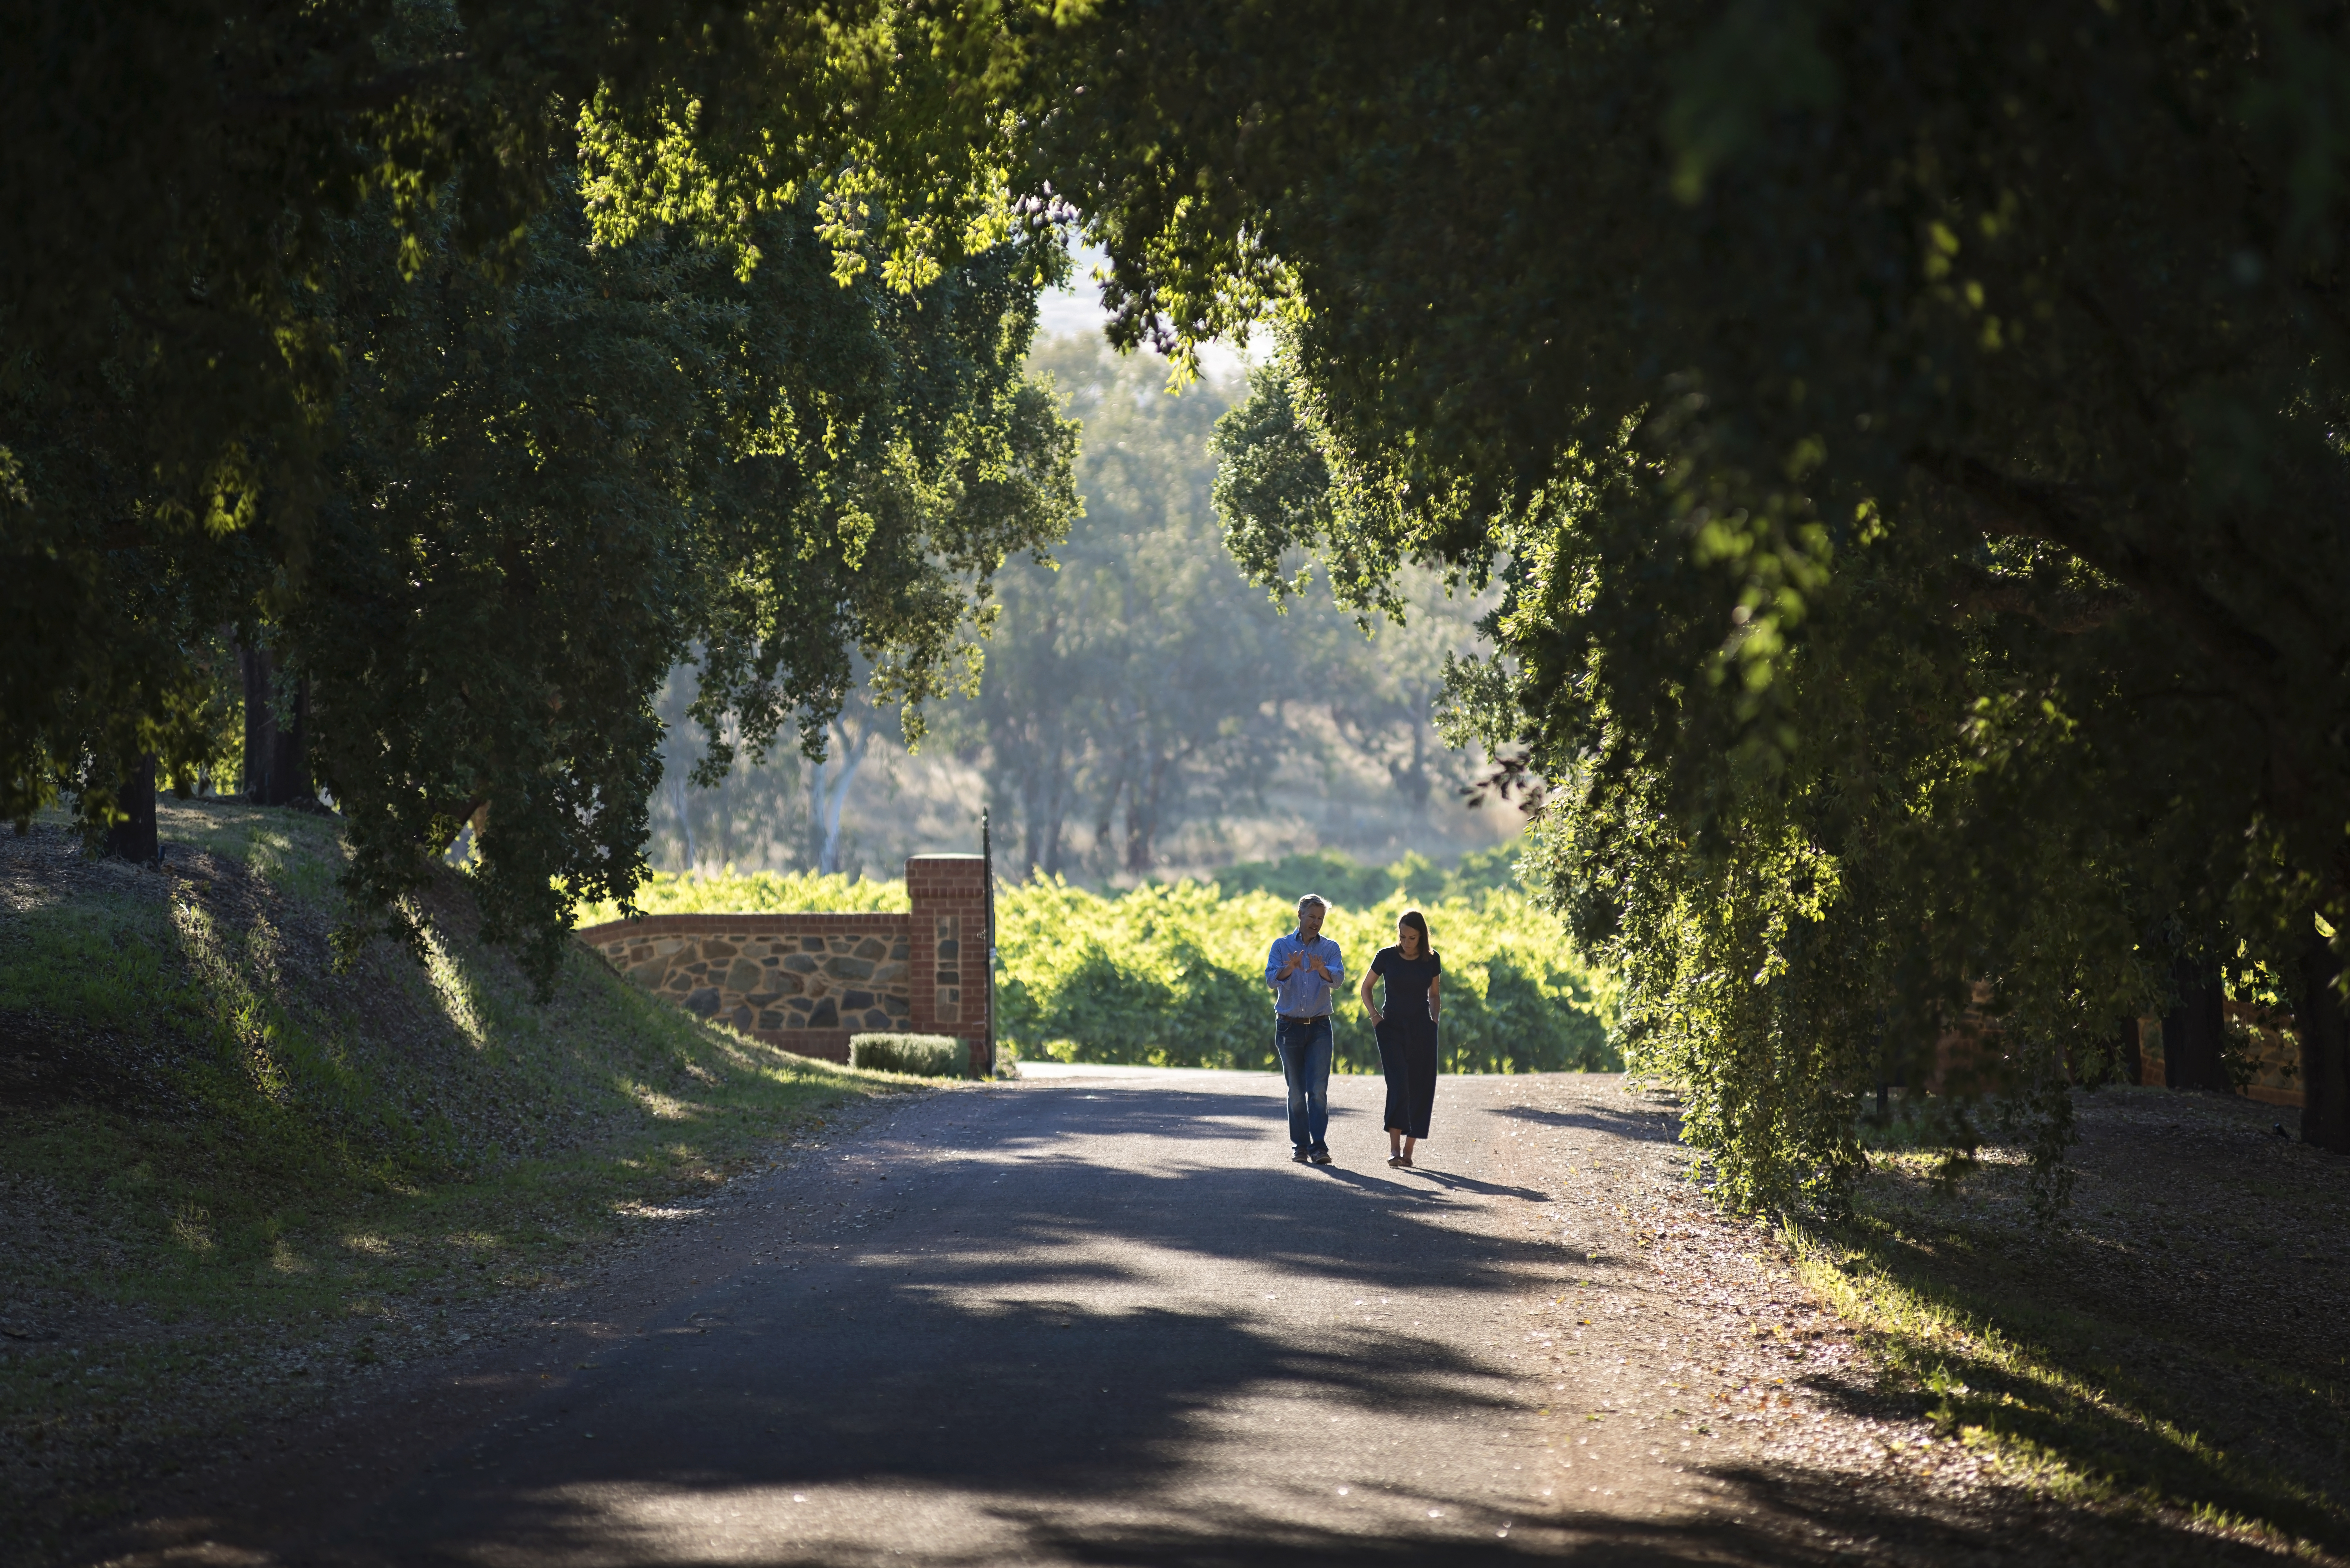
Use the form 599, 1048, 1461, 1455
0, 801, 931, 1555
1784, 1100, 2350, 1556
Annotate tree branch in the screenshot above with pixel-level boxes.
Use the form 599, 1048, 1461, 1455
1947, 564, 2137, 634
1907, 448, 2284, 703
219, 57, 473, 121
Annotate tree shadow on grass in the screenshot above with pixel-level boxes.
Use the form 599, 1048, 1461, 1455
1797, 1216, 2350, 1555
1799, 1093, 2350, 1557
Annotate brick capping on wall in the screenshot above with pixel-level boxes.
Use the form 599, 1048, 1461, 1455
577, 855, 993, 1074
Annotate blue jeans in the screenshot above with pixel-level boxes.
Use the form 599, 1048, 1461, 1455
1275, 1015, 1333, 1153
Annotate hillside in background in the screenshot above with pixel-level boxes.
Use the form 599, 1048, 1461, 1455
643, 332, 1518, 885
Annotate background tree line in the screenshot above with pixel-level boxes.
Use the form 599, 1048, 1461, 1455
639, 331, 1508, 886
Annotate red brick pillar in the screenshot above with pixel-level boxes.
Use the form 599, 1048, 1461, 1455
907, 855, 990, 1075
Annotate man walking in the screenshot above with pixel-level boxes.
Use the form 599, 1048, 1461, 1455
1266, 894, 1344, 1165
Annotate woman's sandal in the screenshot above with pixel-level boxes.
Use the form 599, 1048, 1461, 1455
1387, 1154, 1405, 1167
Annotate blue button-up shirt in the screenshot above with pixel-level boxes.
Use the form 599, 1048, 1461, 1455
1265, 931, 1345, 1018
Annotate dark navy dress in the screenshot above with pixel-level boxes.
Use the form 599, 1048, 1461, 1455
1370, 945, 1442, 1139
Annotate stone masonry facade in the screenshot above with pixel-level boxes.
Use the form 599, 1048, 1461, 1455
578, 855, 992, 1074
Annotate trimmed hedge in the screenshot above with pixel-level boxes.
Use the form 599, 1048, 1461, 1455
850, 1033, 966, 1077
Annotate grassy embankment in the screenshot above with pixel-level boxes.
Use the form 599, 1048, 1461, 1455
1785, 1090, 2350, 1554
588, 848, 1621, 1075
0, 801, 933, 1556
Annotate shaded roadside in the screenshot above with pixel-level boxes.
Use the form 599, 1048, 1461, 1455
43, 1068, 2345, 1568
1484, 1074, 2347, 1565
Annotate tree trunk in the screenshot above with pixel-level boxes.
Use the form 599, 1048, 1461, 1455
2116, 1015, 2145, 1086
103, 754, 157, 862
1122, 776, 1152, 873
1014, 779, 1041, 878
2294, 928, 2350, 1153
1018, 729, 1072, 879
1398, 693, 1434, 818
1042, 783, 1067, 877
239, 644, 311, 806
274, 672, 311, 804
667, 772, 697, 873
811, 715, 869, 875
1035, 763, 1071, 878
2163, 954, 2232, 1092
241, 642, 276, 801
1124, 748, 1174, 874
1091, 749, 1128, 871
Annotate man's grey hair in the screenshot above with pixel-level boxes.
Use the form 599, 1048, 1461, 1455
1296, 893, 1329, 913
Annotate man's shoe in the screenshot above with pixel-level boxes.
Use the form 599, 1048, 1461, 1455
1309, 1149, 1333, 1165
1291, 1150, 1311, 1163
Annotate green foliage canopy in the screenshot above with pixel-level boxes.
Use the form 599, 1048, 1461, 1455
1026, 0, 2350, 1189
302, 191, 1073, 982
2, 1, 1077, 987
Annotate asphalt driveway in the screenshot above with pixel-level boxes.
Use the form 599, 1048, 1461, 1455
299, 1066, 1726, 1566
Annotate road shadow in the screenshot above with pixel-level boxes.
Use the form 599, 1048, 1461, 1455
1490, 1101, 1683, 1145
284, 1077, 2309, 1568
1407, 1168, 1550, 1201
325, 1449, 2308, 1568
313, 1084, 1586, 1563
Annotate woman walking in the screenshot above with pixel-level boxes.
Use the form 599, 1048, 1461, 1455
1361, 909, 1441, 1167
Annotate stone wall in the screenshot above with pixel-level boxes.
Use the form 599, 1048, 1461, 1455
578, 854, 993, 1073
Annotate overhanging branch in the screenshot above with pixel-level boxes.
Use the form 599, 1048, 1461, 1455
1948, 565, 2137, 634
219, 56, 474, 121
1908, 448, 2284, 702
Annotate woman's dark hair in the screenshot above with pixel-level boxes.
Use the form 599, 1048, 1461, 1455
1398, 908, 1434, 958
